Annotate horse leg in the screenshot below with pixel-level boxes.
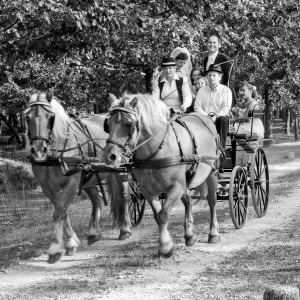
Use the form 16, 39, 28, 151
64, 214, 81, 256
117, 179, 132, 240
157, 185, 182, 258
43, 180, 79, 263
181, 192, 197, 247
83, 186, 103, 245
107, 174, 132, 240
206, 173, 220, 243
145, 198, 161, 224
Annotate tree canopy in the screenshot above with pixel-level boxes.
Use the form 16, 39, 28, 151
0, 0, 299, 116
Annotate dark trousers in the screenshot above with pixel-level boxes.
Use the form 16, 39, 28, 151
215, 116, 229, 149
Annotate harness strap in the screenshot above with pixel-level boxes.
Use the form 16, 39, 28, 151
95, 172, 108, 206
106, 139, 127, 151
175, 118, 198, 155
174, 117, 201, 185
72, 118, 98, 157
131, 155, 215, 169
170, 122, 185, 159
31, 136, 51, 143
133, 123, 171, 163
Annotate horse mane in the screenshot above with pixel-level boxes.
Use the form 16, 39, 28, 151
118, 93, 170, 135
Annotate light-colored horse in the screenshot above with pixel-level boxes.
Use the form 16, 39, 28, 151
103, 93, 220, 257
23, 91, 132, 263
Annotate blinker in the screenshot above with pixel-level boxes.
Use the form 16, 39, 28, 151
104, 118, 109, 133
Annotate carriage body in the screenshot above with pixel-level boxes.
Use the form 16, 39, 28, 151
217, 108, 269, 228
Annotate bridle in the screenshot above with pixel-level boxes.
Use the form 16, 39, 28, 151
105, 104, 170, 162
23, 100, 55, 146
105, 106, 139, 158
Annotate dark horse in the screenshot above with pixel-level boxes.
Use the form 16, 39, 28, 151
23, 92, 132, 263
103, 93, 220, 257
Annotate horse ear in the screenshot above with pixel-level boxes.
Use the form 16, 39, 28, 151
109, 93, 118, 103
46, 90, 53, 103
130, 97, 138, 108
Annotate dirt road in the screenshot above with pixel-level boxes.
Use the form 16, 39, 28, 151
1, 158, 300, 300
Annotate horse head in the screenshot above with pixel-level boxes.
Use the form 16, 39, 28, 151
103, 93, 140, 168
23, 91, 55, 162
104, 93, 169, 168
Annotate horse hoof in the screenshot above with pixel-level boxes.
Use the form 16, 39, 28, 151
118, 232, 132, 240
185, 235, 197, 247
48, 253, 63, 264
158, 247, 174, 259
87, 234, 102, 246
208, 235, 220, 244
65, 248, 78, 256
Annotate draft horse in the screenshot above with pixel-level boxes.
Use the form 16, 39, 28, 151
23, 91, 132, 263
103, 93, 220, 257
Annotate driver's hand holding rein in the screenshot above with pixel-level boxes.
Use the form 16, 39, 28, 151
194, 64, 232, 150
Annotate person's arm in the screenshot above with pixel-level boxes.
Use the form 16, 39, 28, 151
240, 100, 259, 118
152, 76, 160, 99
221, 54, 232, 87
194, 90, 208, 115
181, 76, 193, 111
217, 88, 232, 117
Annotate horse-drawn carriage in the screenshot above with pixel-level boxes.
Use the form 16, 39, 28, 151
24, 91, 269, 261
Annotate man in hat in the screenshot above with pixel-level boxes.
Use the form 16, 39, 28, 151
152, 57, 192, 114
202, 34, 237, 106
194, 64, 232, 150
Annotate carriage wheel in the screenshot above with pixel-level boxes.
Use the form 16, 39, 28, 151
250, 147, 269, 217
229, 166, 248, 229
128, 176, 146, 226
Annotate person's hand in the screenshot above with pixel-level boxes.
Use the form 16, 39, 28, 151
180, 105, 185, 115
153, 66, 162, 78
208, 112, 217, 123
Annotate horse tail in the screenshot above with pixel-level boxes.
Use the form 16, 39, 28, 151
106, 173, 129, 228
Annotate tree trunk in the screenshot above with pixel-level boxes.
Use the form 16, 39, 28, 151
0, 112, 22, 144
285, 108, 291, 135
264, 84, 273, 145
144, 66, 154, 93
294, 110, 299, 140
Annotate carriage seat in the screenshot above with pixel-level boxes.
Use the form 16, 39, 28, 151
231, 108, 264, 140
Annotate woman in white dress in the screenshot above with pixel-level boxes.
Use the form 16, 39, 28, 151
234, 82, 264, 139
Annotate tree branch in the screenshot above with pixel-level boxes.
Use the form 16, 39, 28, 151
0, 19, 18, 33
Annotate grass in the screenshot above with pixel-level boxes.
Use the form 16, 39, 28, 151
184, 219, 300, 299
264, 142, 300, 165
0, 198, 106, 269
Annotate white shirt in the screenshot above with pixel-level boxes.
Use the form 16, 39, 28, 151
194, 84, 232, 117
206, 51, 219, 71
152, 74, 192, 113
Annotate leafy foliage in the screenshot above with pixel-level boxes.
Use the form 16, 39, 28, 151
0, 0, 299, 138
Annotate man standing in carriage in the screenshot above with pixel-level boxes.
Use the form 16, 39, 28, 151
202, 34, 237, 106
194, 64, 232, 150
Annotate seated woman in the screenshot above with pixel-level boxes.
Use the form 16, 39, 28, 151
233, 82, 264, 139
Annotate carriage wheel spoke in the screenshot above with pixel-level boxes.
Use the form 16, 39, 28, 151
229, 166, 248, 229
251, 148, 269, 217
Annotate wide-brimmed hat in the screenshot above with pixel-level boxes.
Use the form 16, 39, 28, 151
161, 57, 176, 67
205, 64, 223, 75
